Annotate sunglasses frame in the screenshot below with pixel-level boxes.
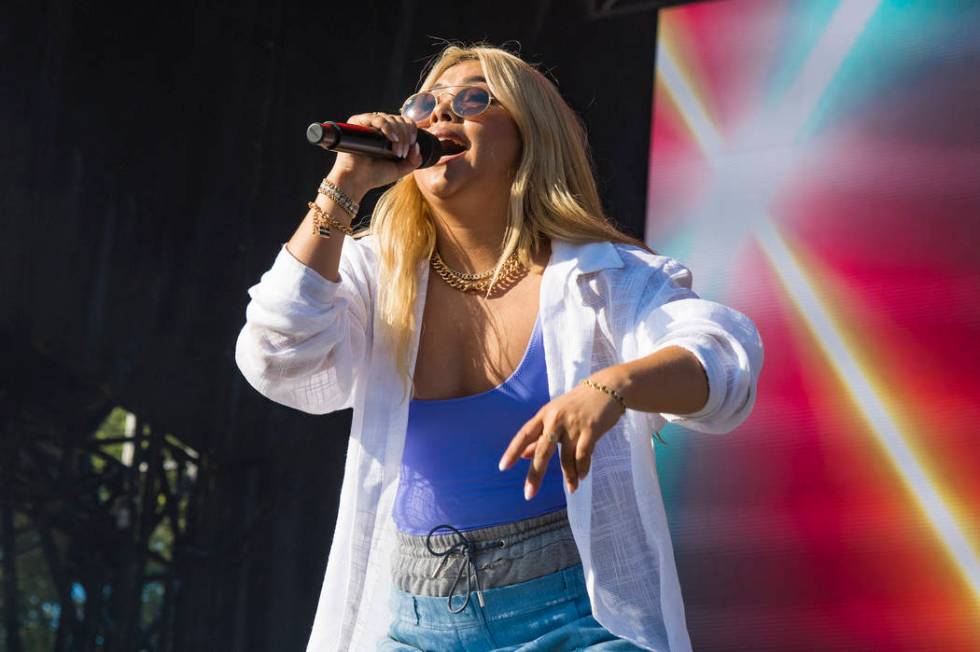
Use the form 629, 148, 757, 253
400, 85, 499, 123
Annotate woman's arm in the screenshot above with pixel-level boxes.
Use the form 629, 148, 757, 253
234, 235, 373, 415
235, 111, 423, 414
501, 255, 763, 497
285, 169, 367, 282
605, 251, 763, 433
590, 345, 710, 416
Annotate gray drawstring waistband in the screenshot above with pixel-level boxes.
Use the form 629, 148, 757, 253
425, 523, 486, 613
392, 509, 580, 603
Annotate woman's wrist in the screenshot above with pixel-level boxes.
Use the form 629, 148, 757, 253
601, 348, 709, 415
325, 167, 370, 204
588, 364, 634, 409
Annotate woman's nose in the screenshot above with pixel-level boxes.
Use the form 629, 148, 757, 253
429, 92, 458, 123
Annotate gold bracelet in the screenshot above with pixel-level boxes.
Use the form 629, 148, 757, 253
581, 378, 627, 412
317, 179, 359, 220
307, 201, 354, 239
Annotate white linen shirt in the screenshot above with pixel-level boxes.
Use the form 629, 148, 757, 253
235, 235, 764, 651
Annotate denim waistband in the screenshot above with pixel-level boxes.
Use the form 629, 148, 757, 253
390, 508, 581, 613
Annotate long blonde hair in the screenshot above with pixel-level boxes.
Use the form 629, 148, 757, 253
357, 43, 651, 397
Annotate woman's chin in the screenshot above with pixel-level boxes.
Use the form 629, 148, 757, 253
414, 163, 469, 199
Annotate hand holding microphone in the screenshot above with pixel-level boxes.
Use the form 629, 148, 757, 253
308, 113, 442, 197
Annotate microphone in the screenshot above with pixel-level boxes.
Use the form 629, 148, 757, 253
306, 121, 443, 168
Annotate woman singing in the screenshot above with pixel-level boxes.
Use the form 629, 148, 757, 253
235, 43, 763, 651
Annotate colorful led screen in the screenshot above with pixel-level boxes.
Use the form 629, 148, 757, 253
647, 1, 980, 650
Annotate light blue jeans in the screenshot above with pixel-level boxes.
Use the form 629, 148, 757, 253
379, 510, 644, 651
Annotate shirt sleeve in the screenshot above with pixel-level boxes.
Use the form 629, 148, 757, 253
234, 240, 372, 415
632, 258, 764, 434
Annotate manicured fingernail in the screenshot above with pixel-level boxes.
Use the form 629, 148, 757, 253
524, 482, 533, 501
391, 133, 400, 142
498, 458, 507, 471
566, 481, 575, 494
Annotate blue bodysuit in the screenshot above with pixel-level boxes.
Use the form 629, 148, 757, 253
392, 314, 567, 535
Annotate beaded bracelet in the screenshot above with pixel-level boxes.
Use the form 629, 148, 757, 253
307, 201, 354, 239
317, 179, 359, 220
581, 378, 627, 412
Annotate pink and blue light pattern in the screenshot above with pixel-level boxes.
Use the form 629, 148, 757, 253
647, 1, 980, 650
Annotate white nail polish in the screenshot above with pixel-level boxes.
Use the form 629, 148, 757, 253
524, 483, 533, 501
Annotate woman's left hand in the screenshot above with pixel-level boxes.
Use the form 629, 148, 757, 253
498, 370, 627, 499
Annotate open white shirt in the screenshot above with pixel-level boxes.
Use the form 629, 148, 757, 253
235, 235, 764, 651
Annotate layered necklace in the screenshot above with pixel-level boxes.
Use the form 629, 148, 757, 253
430, 249, 527, 294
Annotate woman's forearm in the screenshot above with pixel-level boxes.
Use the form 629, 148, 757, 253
285, 170, 367, 283
592, 346, 710, 416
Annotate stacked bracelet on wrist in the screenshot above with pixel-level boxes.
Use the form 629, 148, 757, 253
308, 178, 358, 239
307, 202, 354, 239
581, 378, 627, 413
318, 179, 359, 219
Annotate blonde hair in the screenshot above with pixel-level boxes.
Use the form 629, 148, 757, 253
356, 43, 651, 398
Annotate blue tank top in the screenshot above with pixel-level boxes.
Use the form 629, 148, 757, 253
392, 315, 567, 535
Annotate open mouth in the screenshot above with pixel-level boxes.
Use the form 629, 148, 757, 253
437, 138, 468, 157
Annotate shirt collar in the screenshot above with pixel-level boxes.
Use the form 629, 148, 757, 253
550, 238, 624, 274
544, 239, 624, 301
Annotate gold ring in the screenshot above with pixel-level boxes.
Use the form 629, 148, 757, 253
546, 431, 560, 445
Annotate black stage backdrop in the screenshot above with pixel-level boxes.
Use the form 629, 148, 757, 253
1, 1, 676, 650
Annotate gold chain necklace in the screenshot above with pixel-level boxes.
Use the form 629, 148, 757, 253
431, 250, 498, 281
430, 249, 527, 294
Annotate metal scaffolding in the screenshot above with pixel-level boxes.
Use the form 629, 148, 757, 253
1, 406, 202, 652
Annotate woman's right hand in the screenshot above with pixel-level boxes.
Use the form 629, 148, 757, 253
327, 112, 423, 195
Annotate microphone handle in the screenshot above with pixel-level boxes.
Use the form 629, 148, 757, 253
307, 121, 397, 158
307, 121, 442, 168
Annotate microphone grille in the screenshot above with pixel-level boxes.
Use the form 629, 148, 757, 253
306, 123, 324, 144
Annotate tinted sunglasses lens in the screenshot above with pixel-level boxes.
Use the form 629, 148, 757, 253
452, 87, 491, 116
402, 93, 436, 121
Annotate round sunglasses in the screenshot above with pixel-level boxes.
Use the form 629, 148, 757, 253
400, 85, 498, 123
